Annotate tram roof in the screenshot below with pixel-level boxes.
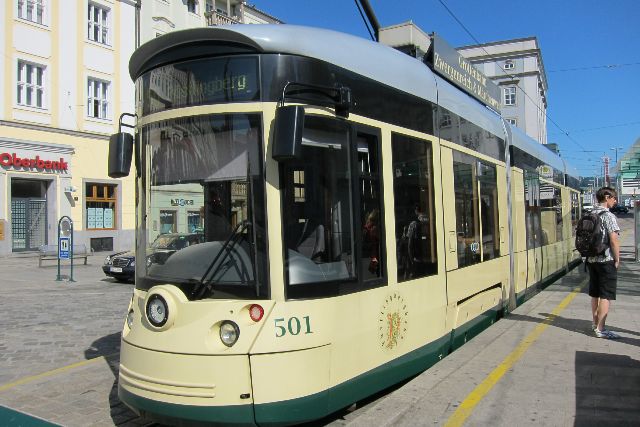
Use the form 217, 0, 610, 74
509, 124, 565, 172
131, 24, 572, 176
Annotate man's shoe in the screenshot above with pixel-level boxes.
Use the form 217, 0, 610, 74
595, 329, 620, 339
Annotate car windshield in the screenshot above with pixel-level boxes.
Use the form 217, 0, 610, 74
150, 235, 200, 250
135, 113, 268, 299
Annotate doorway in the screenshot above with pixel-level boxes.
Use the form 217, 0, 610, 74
11, 179, 49, 251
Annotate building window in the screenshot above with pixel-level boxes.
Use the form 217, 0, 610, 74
503, 60, 514, 70
505, 118, 517, 126
87, 78, 110, 119
503, 86, 516, 106
86, 183, 117, 230
17, 61, 45, 108
17, 0, 45, 24
187, 0, 198, 14
187, 211, 202, 233
159, 210, 177, 234
88, 3, 109, 45
440, 113, 452, 128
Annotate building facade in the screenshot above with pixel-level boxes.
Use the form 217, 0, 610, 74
141, 0, 282, 44
0, 0, 136, 256
457, 37, 549, 145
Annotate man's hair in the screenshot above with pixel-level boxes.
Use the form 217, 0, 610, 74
595, 186, 617, 203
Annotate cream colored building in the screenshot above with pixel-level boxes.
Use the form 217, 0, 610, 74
457, 38, 549, 145
142, 0, 282, 44
0, 0, 136, 256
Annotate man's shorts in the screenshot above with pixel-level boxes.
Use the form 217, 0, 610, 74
587, 261, 617, 300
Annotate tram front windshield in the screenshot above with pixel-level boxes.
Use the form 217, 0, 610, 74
136, 113, 268, 299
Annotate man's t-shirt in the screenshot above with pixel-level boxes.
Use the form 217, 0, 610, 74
587, 206, 620, 263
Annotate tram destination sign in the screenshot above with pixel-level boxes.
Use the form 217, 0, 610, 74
427, 34, 501, 112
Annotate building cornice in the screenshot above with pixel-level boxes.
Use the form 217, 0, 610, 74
0, 137, 75, 155
457, 36, 538, 51
0, 120, 110, 141
152, 16, 175, 28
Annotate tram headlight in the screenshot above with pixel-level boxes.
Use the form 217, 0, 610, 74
146, 294, 168, 327
219, 321, 240, 347
126, 309, 135, 329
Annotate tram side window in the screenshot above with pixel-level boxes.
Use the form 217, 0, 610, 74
571, 192, 580, 237
358, 132, 384, 282
524, 172, 543, 248
479, 162, 500, 260
391, 133, 437, 281
282, 116, 355, 296
282, 116, 385, 298
452, 151, 500, 267
540, 186, 563, 244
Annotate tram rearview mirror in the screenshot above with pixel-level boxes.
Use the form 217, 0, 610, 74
108, 132, 134, 178
272, 105, 304, 162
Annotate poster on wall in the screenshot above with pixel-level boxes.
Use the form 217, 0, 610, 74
95, 208, 104, 229
87, 208, 96, 229
103, 208, 113, 228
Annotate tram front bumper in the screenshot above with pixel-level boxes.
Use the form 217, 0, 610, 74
118, 340, 255, 426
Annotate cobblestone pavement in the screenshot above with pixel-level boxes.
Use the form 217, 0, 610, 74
0, 254, 147, 426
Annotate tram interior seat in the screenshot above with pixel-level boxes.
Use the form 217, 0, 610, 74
294, 221, 325, 261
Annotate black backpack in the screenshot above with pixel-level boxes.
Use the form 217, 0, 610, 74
575, 210, 608, 257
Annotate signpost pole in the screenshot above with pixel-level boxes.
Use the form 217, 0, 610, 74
57, 216, 74, 282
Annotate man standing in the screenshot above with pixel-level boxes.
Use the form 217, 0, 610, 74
587, 186, 621, 339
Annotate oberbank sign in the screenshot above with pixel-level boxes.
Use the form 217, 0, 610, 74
0, 152, 69, 172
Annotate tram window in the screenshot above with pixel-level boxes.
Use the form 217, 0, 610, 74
391, 133, 437, 281
452, 152, 500, 267
282, 116, 385, 298
479, 162, 500, 260
540, 186, 563, 244
137, 113, 268, 300
524, 172, 543, 248
571, 192, 580, 237
358, 132, 383, 282
282, 116, 354, 296
453, 153, 481, 267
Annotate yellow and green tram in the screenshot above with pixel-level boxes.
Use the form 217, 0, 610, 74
108, 25, 582, 426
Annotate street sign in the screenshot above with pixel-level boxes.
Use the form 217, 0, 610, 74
59, 237, 70, 260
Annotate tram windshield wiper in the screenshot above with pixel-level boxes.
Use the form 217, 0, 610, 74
191, 221, 251, 300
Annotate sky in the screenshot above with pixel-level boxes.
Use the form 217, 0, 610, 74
253, 0, 640, 177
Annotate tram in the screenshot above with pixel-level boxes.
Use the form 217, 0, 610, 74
108, 24, 582, 426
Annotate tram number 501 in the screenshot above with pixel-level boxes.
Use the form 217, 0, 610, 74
275, 316, 313, 337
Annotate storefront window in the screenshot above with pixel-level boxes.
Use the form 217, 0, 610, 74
159, 210, 177, 234
86, 183, 116, 229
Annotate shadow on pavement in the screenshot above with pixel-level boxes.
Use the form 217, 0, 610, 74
506, 313, 640, 347
574, 351, 640, 426
85, 333, 143, 426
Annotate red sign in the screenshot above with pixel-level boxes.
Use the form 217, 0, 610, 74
0, 152, 68, 171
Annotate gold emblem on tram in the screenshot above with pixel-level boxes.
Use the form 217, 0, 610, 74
378, 292, 408, 349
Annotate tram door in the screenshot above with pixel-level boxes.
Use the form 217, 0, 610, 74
11, 179, 48, 252
523, 173, 544, 287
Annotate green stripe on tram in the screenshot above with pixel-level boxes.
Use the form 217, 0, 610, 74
0, 405, 62, 427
